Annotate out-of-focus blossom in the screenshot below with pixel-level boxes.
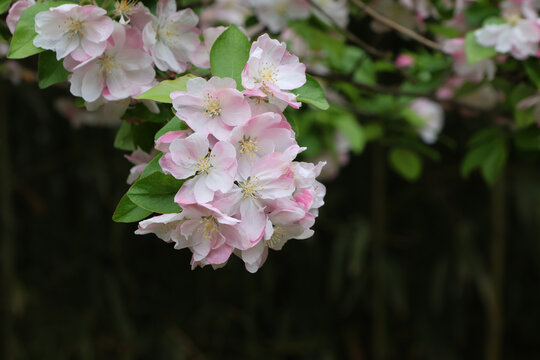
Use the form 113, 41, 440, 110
395, 54, 415, 68
67, 23, 155, 102
242, 34, 306, 109
34, 4, 114, 61
191, 26, 227, 69
125, 148, 155, 184
311, 0, 349, 28
410, 98, 444, 144
518, 92, 540, 124
142, 0, 201, 73
200, 0, 252, 28
7, 0, 35, 34
280, 28, 329, 76
442, 38, 496, 82
399, 0, 438, 19
249, 0, 310, 33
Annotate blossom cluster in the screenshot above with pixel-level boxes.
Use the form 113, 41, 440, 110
135, 35, 325, 272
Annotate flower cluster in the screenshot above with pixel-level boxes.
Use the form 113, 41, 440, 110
135, 36, 325, 272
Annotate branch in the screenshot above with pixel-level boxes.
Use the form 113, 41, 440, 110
348, 0, 442, 51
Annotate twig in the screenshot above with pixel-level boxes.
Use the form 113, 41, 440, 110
348, 0, 442, 51
307, 0, 387, 58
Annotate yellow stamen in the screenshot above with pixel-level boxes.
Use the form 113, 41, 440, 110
239, 177, 262, 199
239, 136, 262, 159
197, 216, 219, 240
203, 94, 222, 118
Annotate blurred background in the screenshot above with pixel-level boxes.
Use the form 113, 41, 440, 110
3, 73, 540, 360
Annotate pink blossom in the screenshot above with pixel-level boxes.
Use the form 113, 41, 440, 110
135, 213, 186, 247
191, 26, 227, 69
311, 0, 349, 28
142, 0, 201, 73
171, 77, 251, 141
395, 54, 415, 68
442, 38, 495, 82
67, 23, 155, 102
229, 112, 296, 178
125, 148, 154, 184
155, 130, 191, 153
410, 98, 444, 144
242, 34, 306, 109
200, 0, 251, 28
7, 0, 34, 34
249, 0, 310, 33
34, 4, 114, 61
159, 132, 238, 204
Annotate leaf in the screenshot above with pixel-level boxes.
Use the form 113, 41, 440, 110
127, 172, 184, 214
139, 152, 163, 178
353, 57, 375, 85
334, 113, 365, 153
514, 128, 540, 151
8, 1, 70, 59
112, 193, 152, 223
464, 31, 496, 65
114, 122, 136, 151
114, 121, 163, 152
38, 50, 69, 89
209, 24, 250, 89
122, 103, 172, 123
389, 148, 422, 181
524, 60, 540, 89
136, 74, 196, 103
461, 130, 507, 185
0, 0, 12, 15
292, 74, 329, 110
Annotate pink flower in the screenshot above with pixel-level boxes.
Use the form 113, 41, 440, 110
34, 4, 114, 61
155, 130, 191, 153
311, 0, 349, 28
159, 132, 238, 204
6, 0, 34, 34
135, 213, 186, 247
200, 0, 252, 28
190, 26, 227, 69
67, 23, 155, 102
249, 0, 310, 33
142, 0, 201, 73
125, 148, 154, 184
229, 112, 296, 178
171, 77, 252, 141
442, 38, 495, 82
410, 98, 444, 144
242, 34, 306, 109
395, 54, 415, 68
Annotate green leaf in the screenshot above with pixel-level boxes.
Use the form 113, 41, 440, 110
139, 152, 163, 178
514, 128, 540, 151
114, 121, 162, 152
461, 130, 507, 185
464, 31, 496, 65
353, 57, 376, 85
8, 1, 70, 59
127, 172, 184, 214
0, 0, 12, 15
154, 117, 187, 141
112, 193, 152, 223
389, 148, 422, 181
334, 113, 365, 153
123, 103, 172, 123
292, 74, 329, 110
524, 60, 540, 89
427, 24, 460, 38
114, 122, 137, 151
37, 50, 69, 89
136, 74, 196, 103
209, 24, 250, 89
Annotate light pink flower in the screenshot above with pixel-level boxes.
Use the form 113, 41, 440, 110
442, 38, 496, 82
229, 112, 296, 178
311, 0, 349, 28
125, 148, 154, 184
171, 77, 251, 141
155, 129, 191, 153
142, 0, 201, 73
67, 23, 155, 102
410, 98, 444, 144
249, 0, 310, 33
242, 34, 306, 109
159, 132, 237, 204
191, 26, 227, 69
135, 213, 186, 248
395, 54, 415, 68
200, 0, 251, 28
6, 0, 35, 34
34, 4, 114, 61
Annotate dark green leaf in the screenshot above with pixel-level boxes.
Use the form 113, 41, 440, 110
292, 74, 329, 110
112, 193, 152, 223
114, 122, 137, 151
38, 50, 69, 89
209, 25, 250, 89
122, 103, 172, 123
139, 152, 163, 178
127, 172, 184, 214
524, 60, 540, 89
0, 0, 12, 15
389, 148, 422, 181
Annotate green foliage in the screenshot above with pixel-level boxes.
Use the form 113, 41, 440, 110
209, 25, 250, 89
292, 74, 329, 110
0, 0, 12, 15
139, 152, 164, 178
127, 172, 184, 214
524, 60, 540, 89
8, 1, 70, 59
514, 128, 540, 151
123, 103, 172, 124
389, 148, 422, 181
464, 31, 496, 65
462, 128, 508, 185
510, 83, 537, 128
136, 75, 196, 103
114, 121, 163, 152
38, 51, 69, 89
154, 117, 187, 141
112, 193, 152, 223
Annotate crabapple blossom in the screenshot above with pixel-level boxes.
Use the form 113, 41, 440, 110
6, 0, 34, 34
311, 0, 349, 28
142, 0, 201, 73
442, 38, 496, 82
249, 0, 310, 33
159, 132, 238, 204
34, 4, 114, 61
200, 0, 252, 28
135, 213, 186, 247
67, 23, 155, 102
191, 27, 227, 69
410, 98, 444, 144
125, 148, 155, 185
395, 54, 415, 68
171, 77, 251, 141
242, 34, 306, 109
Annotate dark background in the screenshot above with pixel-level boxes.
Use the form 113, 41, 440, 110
2, 67, 540, 360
